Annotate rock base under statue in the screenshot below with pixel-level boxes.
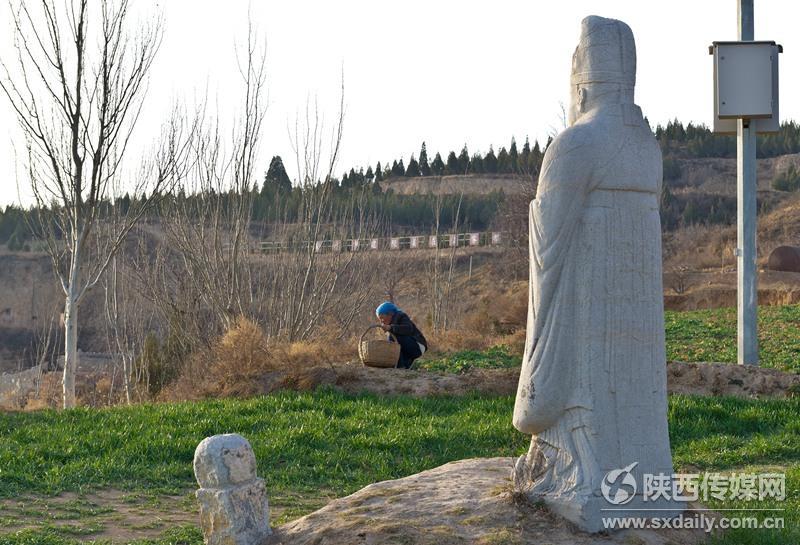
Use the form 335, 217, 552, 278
539, 492, 686, 535
267, 458, 710, 545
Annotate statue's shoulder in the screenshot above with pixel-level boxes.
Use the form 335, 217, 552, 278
540, 122, 602, 180
547, 122, 597, 151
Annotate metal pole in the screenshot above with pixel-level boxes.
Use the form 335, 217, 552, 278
737, 0, 758, 365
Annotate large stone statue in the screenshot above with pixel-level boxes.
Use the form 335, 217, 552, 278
512, 16, 684, 532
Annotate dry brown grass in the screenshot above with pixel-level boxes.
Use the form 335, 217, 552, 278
663, 191, 800, 273
161, 317, 358, 401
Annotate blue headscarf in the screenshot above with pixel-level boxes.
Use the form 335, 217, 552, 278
375, 301, 401, 317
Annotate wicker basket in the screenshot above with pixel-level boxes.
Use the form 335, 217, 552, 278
359, 325, 401, 368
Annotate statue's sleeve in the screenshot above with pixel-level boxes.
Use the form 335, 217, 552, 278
513, 127, 597, 435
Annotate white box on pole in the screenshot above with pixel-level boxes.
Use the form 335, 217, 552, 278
710, 41, 781, 134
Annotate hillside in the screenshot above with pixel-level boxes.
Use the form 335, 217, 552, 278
380, 173, 529, 195
3, 149, 800, 379
378, 153, 800, 198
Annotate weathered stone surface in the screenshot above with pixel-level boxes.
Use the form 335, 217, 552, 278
512, 15, 685, 532
194, 434, 270, 545
195, 434, 258, 489
267, 458, 709, 545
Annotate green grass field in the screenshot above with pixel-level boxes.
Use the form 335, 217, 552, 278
0, 391, 798, 544
417, 344, 520, 372
665, 305, 800, 372
2, 304, 800, 544
419, 304, 800, 373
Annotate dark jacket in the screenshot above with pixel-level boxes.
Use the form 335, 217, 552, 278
388, 311, 428, 348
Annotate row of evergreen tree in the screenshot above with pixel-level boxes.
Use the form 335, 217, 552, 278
334, 138, 547, 187
0, 206, 30, 250
656, 120, 800, 159
257, 155, 502, 230
322, 120, 800, 192
7, 121, 800, 251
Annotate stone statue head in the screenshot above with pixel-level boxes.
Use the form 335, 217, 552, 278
194, 433, 258, 489
569, 15, 636, 124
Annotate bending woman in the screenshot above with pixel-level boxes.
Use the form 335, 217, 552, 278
375, 301, 428, 369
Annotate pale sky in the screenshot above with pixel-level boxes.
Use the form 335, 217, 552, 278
0, 0, 797, 206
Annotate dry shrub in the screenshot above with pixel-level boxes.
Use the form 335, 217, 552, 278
164, 317, 269, 400
78, 375, 129, 408
428, 329, 498, 353
21, 372, 61, 411
502, 328, 527, 355
458, 279, 527, 336
211, 317, 271, 384
162, 317, 359, 401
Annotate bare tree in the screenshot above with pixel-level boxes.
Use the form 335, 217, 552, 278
102, 251, 155, 404
155, 20, 267, 347
29, 309, 59, 399
425, 191, 463, 333
262, 185, 380, 341
0, 0, 186, 408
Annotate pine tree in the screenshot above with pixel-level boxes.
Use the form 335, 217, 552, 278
264, 155, 292, 193
431, 152, 445, 175
497, 147, 510, 173
445, 151, 459, 175
6, 221, 26, 251
365, 166, 374, 182
457, 145, 470, 174
419, 142, 431, 176
681, 200, 700, 225
509, 138, 519, 173
520, 137, 532, 175
396, 159, 406, 176
7, 231, 23, 252
406, 154, 421, 177
375, 162, 383, 182
343, 167, 357, 188
470, 153, 484, 174
484, 147, 498, 173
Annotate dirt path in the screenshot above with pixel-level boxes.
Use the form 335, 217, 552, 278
0, 488, 334, 543
275, 360, 800, 399
0, 490, 197, 542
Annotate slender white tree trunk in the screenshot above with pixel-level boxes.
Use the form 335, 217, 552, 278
122, 355, 132, 405
63, 243, 82, 409
63, 291, 79, 409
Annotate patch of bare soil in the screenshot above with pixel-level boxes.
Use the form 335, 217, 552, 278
268, 457, 711, 545
667, 360, 800, 398
0, 488, 339, 543
0, 489, 198, 542
258, 360, 799, 400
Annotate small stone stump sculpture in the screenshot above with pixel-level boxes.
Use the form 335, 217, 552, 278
193, 434, 271, 545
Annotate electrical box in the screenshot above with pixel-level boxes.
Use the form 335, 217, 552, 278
710, 41, 781, 134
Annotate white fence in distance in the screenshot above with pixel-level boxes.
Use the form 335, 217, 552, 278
252, 231, 504, 254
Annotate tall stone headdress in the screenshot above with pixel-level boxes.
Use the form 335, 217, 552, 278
570, 16, 636, 89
